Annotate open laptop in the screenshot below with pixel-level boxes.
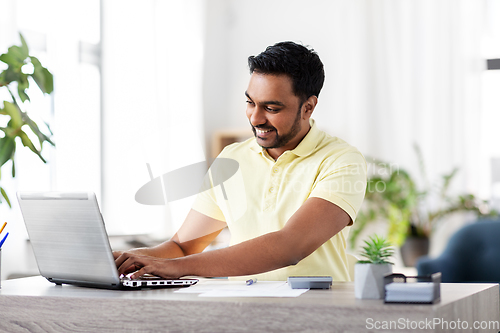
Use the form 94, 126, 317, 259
17, 191, 198, 289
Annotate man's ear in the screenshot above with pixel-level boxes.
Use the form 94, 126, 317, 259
302, 95, 318, 119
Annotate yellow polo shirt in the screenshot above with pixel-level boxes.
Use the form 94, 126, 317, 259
192, 119, 367, 281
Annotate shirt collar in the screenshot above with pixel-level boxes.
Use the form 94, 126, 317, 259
249, 118, 321, 158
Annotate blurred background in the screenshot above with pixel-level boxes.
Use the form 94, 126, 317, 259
1, 0, 500, 280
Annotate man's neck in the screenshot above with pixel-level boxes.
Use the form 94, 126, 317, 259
266, 125, 311, 160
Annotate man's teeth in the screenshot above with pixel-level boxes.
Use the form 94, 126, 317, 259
256, 129, 272, 134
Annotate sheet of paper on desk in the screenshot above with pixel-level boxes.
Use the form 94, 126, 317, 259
174, 281, 308, 297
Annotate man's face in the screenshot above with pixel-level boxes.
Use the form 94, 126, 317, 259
245, 73, 312, 159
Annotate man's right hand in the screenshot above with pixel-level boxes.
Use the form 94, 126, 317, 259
112, 251, 123, 260
112, 248, 144, 260
113, 248, 151, 274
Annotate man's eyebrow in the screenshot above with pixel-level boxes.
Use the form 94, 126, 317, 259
245, 91, 285, 106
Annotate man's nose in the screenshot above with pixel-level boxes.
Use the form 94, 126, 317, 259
250, 106, 267, 127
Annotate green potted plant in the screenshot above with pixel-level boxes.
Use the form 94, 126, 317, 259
0, 33, 54, 206
354, 234, 394, 299
350, 145, 497, 266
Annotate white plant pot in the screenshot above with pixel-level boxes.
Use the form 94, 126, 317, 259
354, 263, 392, 299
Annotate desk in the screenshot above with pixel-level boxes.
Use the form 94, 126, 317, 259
0, 276, 498, 332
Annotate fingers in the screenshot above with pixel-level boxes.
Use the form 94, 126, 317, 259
114, 251, 139, 274
130, 266, 150, 280
112, 251, 123, 260
116, 253, 158, 278
115, 252, 143, 276
115, 253, 181, 279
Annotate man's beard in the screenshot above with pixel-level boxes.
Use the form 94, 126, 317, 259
251, 105, 303, 149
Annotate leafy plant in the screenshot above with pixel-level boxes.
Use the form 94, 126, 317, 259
357, 234, 394, 265
351, 164, 418, 248
0, 33, 54, 207
350, 144, 497, 248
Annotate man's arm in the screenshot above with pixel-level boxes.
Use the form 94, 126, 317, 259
115, 197, 350, 279
113, 209, 227, 273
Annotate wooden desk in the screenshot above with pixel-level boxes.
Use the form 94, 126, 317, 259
0, 276, 498, 332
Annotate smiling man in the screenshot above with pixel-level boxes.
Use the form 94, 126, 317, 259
245, 74, 308, 159
115, 42, 367, 281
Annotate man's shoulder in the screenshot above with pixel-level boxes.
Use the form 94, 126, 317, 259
314, 130, 364, 161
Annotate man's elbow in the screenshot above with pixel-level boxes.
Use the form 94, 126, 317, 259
286, 258, 301, 266
270, 230, 319, 267
280, 241, 313, 267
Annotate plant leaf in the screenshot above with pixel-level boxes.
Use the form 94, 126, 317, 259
0, 136, 16, 168
2, 101, 23, 128
18, 130, 46, 163
19, 33, 30, 57
24, 115, 55, 147
30, 56, 53, 94
1, 45, 26, 65
0, 50, 20, 66
357, 234, 394, 265
0, 186, 11, 208
44, 121, 54, 135
17, 76, 30, 103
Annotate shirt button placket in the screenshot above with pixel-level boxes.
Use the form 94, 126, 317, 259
264, 164, 281, 211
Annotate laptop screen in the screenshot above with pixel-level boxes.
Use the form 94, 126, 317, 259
18, 192, 122, 286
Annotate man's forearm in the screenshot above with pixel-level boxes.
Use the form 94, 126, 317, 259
131, 240, 186, 259
117, 231, 296, 279
172, 230, 300, 278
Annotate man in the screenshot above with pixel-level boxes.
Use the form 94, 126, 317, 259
115, 41, 367, 281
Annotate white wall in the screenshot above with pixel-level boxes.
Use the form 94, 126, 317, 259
202, 0, 488, 197
202, 0, 375, 162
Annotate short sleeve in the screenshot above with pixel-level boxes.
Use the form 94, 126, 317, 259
191, 185, 226, 222
190, 149, 229, 222
309, 151, 367, 224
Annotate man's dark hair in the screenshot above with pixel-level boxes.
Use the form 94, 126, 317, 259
248, 41, 325, 102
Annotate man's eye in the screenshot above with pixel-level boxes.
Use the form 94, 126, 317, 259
266, 106, 279, 112
246, 100, 254, 105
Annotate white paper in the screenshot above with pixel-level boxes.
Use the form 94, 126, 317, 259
175, 280, 308, 297
385, 282, 435, 302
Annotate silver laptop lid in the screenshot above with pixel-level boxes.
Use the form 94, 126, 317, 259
17, 192, 121, 287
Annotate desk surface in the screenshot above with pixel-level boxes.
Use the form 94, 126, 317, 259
1, 276, 499, 332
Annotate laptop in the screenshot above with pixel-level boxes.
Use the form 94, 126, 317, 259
17, 191, 198, 290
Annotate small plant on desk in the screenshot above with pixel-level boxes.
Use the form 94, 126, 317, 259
355, 235, 394, 299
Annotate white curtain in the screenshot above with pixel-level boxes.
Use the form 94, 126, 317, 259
361, 0, 485, 195
102, 0, 206, 236
359, 0, 489, 255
